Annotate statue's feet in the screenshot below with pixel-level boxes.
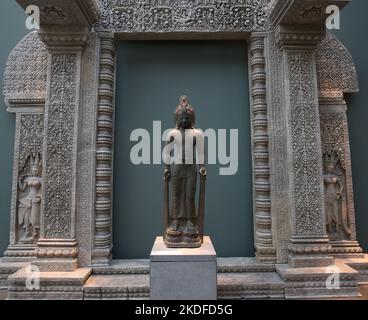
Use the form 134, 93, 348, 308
184, 220, 196, 233
168, 219, 179, 232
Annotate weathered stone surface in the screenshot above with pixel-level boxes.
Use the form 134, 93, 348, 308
0, 0, 365, 300
95, 0, 270, 33
7, 267, 91, 300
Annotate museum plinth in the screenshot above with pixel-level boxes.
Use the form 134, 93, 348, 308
150, 236, 217, 300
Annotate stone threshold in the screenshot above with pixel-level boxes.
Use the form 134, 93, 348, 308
1, 256, 368, 300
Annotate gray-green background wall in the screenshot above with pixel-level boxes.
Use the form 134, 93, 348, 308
0, 0, 367, 257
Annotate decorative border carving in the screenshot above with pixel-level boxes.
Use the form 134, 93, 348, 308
77, 34, 100, 267
267, 31, 290, 263
249, 34, 275, 263
95, 0, 270, 33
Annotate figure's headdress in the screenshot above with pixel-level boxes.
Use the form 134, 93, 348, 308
175, 95, 195, 127
324, 149, 339, 166
30, 152, 42, 175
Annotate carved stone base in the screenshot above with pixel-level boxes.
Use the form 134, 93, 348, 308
164, 227, 202, 248
2, 244, 37, 263
0, 260, 29, 289
288, 239, 334, 268
337, 254, 368, 284
7, 267, 92, 300
84, 274, 149, 300
1, 258, 367, 299
330, 241, 365, 259
276, 263, 360, 299
32, 239, 78, 272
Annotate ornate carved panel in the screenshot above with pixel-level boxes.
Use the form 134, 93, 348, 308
43, 54, 78, 239
3, 32, 48, 105
287, 51, 325, 236
95, 0, 270, 33
16, 114, 44, 244
316, 33, 359, 94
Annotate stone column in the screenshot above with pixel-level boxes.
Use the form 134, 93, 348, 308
32, 29, 89, 272
277, 27, 334, 268
92, 33, 116, 266
249, 34, 276, 263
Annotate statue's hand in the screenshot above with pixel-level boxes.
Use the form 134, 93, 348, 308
199, 166, 207, 177
164, 168, 171, 181
336, 192, 342, 200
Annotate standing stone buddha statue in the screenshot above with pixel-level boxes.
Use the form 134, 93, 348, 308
163, 95, 207, 248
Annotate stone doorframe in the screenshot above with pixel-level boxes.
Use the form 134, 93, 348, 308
1, 0, 364, 275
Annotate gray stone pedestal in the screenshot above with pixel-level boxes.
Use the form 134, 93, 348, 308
150, 236, 217, 300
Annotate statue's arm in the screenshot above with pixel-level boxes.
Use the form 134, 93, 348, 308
18, 176, 27, 192
195, 130, 206, 175
337, 177, 343, 195
163, 133, 175, 181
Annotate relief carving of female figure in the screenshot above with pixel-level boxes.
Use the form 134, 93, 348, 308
18, 152, 42, 243
324, 149, 351, 240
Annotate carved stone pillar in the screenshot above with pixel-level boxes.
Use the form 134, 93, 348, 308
319, 93, 364, 258
32, 29, 89, 272
249, 34, 276, 263
277, 27, 334, 268
92, 33, 115, 266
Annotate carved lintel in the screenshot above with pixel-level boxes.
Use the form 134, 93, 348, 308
275, 25, 325, 49
94, 0, 270, 33
38, 27, 90, 51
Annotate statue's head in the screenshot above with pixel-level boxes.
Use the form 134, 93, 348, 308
324, 149, 339, 173
30, 152, 42, 177
176, 106, 195, 129
175, 95, 195, 129
179, 95, 189, 108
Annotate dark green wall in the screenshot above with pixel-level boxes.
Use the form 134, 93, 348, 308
0, 0, 367, 257
0, 1, 27, 256
113, 41, 254, 258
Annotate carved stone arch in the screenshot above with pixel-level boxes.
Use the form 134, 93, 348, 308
3, 31, 48, 110
316, 32, 359, 95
